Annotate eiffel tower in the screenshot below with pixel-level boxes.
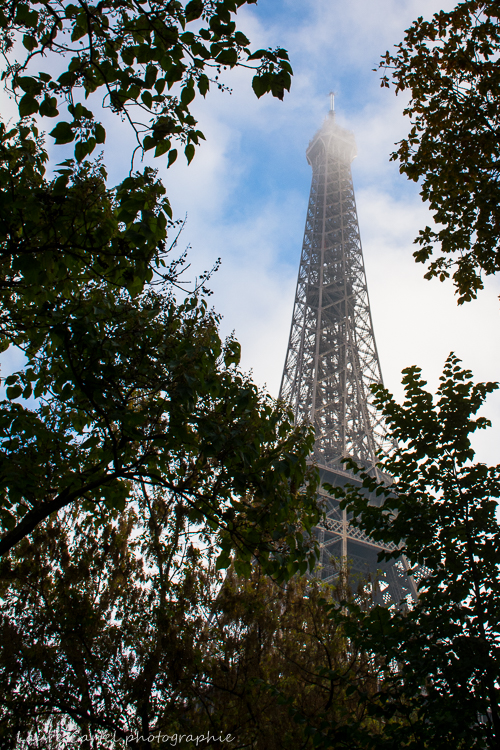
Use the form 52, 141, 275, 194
280, 95, 416, 604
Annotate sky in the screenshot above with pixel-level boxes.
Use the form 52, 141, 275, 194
3, 0, 500, 464
146, 0, 499, 465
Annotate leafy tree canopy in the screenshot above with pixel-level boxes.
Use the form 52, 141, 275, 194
0, 269, 320, 574
0, 136, 320, 567
380, 1, 500, 302
0, 0, 320, 576
0, 120, 172, 348
0, 0, 292, 165
0, 490, 383, 748
326, 355, 500, 749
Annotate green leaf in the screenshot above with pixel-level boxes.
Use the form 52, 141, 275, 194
234, 31, 250, 46
234, 558, 251, 577
71, 24, 87, 42
19, 94, 39, 118
22, 33, 37, 51
6, 385, 23, 400
167, 148, 177, 167
60, 383, 73, 401
224, 340, 241, 367
39, 96, 58, 118
144, 64, 157, 88
95, 123, 106, 144
180, 85, 195, 106
141, 90, 153, 109
247, 49, 266, 61
155, 140, 171, 157
68, 102, 93, 121
216, 551, 231, 571
49, 122, 75, 144
216, 48, 238, 66
17, 76, 43, 95
276, 48, 289, 60
197, 74, 209, 96
184, 143, 195, 164
74, 139, 89, 162
252, 74, 268, 99
185, 0, 203, 22
22, 383, 33, 399
15, 4, 38, 28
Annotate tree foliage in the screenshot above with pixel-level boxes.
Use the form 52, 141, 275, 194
0, 134, 320, 567
326, 355, 500, 749
0, 268, 320, 574
0, 0, 321, 573
0, 0, 292, 165
0, 492, 384, 749
0, 120, 172, 343
380, 1, 500, 302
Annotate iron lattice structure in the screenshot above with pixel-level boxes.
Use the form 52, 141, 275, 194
280, 105, 416, 604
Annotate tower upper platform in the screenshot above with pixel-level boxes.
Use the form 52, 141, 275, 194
306, 112, 358, 166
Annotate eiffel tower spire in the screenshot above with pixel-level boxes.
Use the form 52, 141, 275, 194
280, 101, 416, 603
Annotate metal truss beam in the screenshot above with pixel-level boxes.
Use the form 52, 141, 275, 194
280, 109, 414, 605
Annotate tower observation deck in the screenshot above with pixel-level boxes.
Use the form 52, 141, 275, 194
280, 99, 416, 604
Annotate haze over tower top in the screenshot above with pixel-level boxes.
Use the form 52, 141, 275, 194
329, 91, 335, 118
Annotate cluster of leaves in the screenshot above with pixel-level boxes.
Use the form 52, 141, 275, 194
0, 495, 389, 749
0, 0, 320, 580
0, 104, 324, 746
7, 349, 498, 748
1, 275, 321, 573
380, 1, 500, 302
0, 121, 321, 579
0, 119, 172, 333
0, 0, 292, 166
188, 569, 391, 750
0, 496, 219, 747
326, 355, 500, 749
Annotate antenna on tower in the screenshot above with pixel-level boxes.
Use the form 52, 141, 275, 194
328, 91, 335, 120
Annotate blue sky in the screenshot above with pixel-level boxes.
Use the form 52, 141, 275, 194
3, 0, 500, 464
151, 0, 499, 464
